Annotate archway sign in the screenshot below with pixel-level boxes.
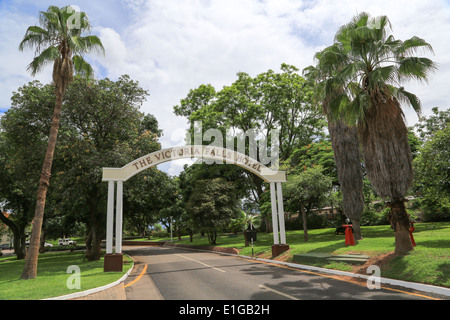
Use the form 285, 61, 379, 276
102, 145, 288, 272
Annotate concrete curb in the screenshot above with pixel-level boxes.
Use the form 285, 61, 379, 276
43, 254, 134, 300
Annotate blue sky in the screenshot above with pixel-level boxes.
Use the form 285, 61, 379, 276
1, 0, 449, 175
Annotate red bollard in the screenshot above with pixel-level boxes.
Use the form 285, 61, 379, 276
409, 222, 416, 247
343, 224, 355, 246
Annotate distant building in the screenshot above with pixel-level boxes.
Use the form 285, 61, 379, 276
1, 234, 11, 246
1, 212, 12, 247
287, 206, 341, 221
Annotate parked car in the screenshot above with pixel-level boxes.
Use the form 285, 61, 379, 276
58, 238, 77, 246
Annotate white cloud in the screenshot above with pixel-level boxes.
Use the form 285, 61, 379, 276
0, 7, 51, 109
1, 0, 449, 174
95, 27, 129, 77
93, 0, 449, 142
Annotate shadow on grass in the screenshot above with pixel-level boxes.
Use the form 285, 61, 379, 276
307, 241, 347, 254
437, 262, 450, 287
417, 239, 450, 249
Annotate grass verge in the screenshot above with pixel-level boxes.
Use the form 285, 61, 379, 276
0, 251, 132, 300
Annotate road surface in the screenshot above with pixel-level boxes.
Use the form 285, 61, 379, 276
119, 245, 444, 301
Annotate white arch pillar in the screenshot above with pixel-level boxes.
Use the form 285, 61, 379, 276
270, 182, 287, 245
104, 180, 124, 272
115, 181, 123, 254
269, 182, 289, 257
276, 182, 287, 245
106, 181, 115, 254
270, 182, 279, 246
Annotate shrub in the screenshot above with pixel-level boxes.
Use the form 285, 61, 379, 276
360, 208, 390, 226
151, 231, 169, 238
421, 202, 450, 222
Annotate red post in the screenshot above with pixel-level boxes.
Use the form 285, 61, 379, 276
409, 222, 416, 247
343, 225, 355, 246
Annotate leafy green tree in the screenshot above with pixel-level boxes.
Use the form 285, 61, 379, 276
415, 107, 450, 142
187, 177, 240, 245
315, 13, 437, 254
283, 166, 332, 242
407, 128, 422, 160
0, 81, 56, 259
288, 140, 337, 183
1, 75, 159, 261
174, 84, 217, 119
414, 126, 450, 221
54, 75, 158, 260
0, 81, 85, 252
180, 64, 326, 163
124, 169, 177, 237
19, 5, 104, 279
174, 64, 326, 225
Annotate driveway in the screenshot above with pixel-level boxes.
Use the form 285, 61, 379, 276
113, 245, 445, 301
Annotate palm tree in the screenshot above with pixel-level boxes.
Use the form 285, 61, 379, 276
232, 211, 261, 246
19, 5, 104, 279
303, 52, 365, 241
321, 13, 437, 254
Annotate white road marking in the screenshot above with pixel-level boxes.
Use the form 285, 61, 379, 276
259, 284, 299, 300
175, 254, 226, 273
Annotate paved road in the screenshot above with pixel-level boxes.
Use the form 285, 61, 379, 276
117, 246, 443, 301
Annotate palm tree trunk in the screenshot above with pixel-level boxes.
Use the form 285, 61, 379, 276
21, 91, 63, 280
327, 117, 365, 240
388, 200, 414, 254
359, 98, 414, 254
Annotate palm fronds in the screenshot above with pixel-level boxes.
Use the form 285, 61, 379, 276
19, 5, 104, 81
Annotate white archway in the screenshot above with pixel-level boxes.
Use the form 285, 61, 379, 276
102, 145, 288, 271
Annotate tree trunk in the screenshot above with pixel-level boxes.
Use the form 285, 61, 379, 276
15, 235, 27, 260
207, 231, 217, 245
359, 98, 414, 253
328, 117, 365, 240
0, 213, 27, 260
85, 191, 102, 261
264, 215, 272, 233
39, 229, 47, 254
300, 202, 308, 242
244, 230, 249, 247
351, 219, 362, 241
389, 200, 414, 254
21, 91, 63, 280
85, 226, 102, 261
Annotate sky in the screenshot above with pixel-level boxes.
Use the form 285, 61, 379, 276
1, 0, 449, 176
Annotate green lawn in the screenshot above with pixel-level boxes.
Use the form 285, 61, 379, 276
152, 222, 450, 288
0, 251, 132, 300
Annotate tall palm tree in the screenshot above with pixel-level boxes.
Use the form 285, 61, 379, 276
321, 13, 437, 254
304, 52, 365, 241
19, 5, 104, 279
